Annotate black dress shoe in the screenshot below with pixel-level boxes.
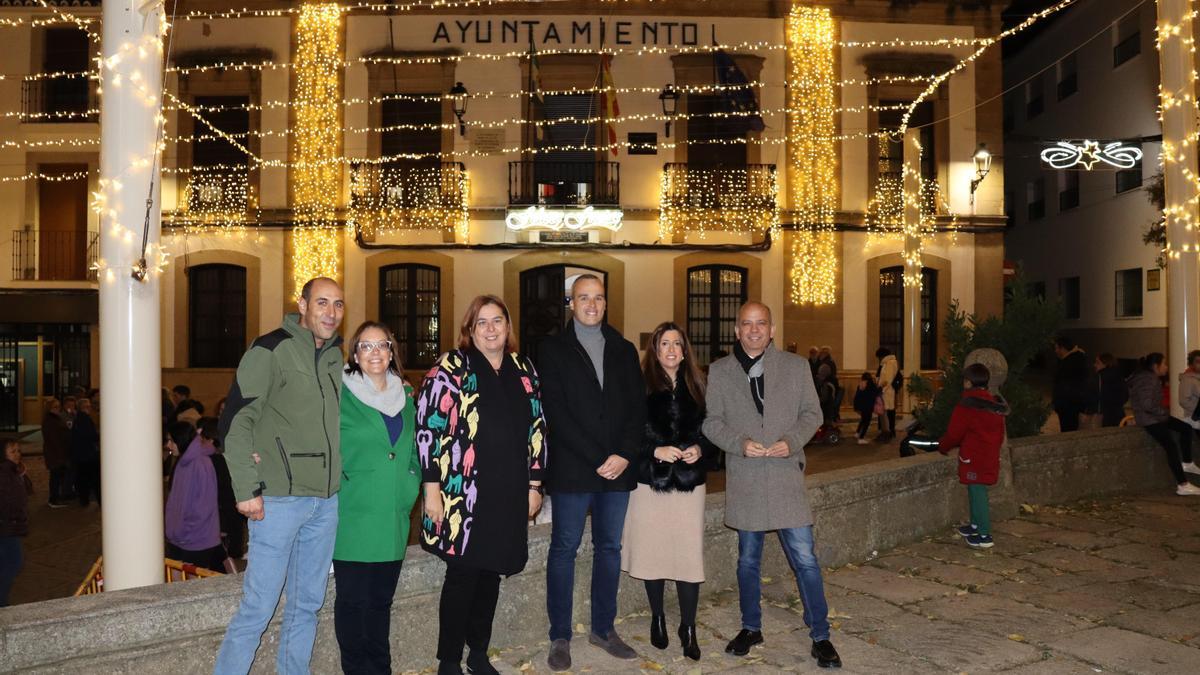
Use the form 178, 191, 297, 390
811, 639, 842, 668
724, 629, 764, 656
650, 614, 669, 649
678, 624, 701, 661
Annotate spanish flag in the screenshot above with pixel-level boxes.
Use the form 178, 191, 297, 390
600, 54, 619, 156
530, 42, 544, 141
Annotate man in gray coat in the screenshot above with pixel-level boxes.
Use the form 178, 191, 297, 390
702, 302, 842, 669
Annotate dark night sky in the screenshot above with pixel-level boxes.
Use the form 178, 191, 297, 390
1001, 0, 1082, 56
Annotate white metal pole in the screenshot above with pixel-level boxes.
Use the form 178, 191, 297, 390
98, 0, 165, 590
902, 129, 923, 411
1157, 0, 1200, 418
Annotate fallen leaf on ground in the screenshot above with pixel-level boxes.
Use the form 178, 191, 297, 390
1008, 634, 1027, 642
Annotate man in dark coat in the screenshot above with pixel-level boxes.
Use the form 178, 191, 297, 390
1052, 335, 1090, 432
70, 397, 100, 506
540, 274, 646, 672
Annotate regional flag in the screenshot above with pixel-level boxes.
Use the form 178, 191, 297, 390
714, 49, 765, 133
600, 54, 619, 156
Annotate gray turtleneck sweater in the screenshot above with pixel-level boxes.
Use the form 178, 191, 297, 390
574, 318, 605, 388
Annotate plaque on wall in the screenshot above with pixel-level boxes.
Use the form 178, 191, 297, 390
538, 231, 589, 244
627, 132, 658, 155
470, 128, 506, 154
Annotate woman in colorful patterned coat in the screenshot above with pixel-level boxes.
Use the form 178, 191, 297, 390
417, 295, 548, 675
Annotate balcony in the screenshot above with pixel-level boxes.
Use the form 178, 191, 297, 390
658, 163, 778, 236
508, 160, 620, 207
176, 168, 254, 229
21, 78, 99, 124
11, 228, 98, 282
348, 162, 468, 235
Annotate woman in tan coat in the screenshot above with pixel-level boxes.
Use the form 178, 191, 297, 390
621, 322, 712, 661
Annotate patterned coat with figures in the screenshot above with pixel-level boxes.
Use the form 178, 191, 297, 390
416, 348, 548, 574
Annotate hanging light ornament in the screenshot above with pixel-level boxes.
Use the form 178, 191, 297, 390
787, 4, 839, 306
291, 2, 344, 299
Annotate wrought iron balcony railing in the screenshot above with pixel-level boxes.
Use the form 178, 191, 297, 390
349, 161, 468, 235
508, 160, 620, 207
11, 228, 99, 281
658, 163, 778, 235
20, 78, 99, 123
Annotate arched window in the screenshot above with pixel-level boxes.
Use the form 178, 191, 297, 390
686, 265, 748, 366
380, 264, 441, 369
879, 266, 938, 370
189, 264, 247, 368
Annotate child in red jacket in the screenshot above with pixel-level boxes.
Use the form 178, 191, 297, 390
938, 363, 1009, 549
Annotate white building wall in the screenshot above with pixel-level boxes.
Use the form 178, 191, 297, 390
1004, 0, 1164, 358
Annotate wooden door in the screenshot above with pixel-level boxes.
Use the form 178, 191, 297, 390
38, 164, 89, 280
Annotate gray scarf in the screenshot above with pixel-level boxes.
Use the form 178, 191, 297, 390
342, 370, 407, 417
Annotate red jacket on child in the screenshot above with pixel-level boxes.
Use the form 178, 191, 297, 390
937, 388, 1008, 485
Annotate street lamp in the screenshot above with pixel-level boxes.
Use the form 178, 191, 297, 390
970, 143, 992, 211
449, 81, 468, 136
659, 84, 680, 137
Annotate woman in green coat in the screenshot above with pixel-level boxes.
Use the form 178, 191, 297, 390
334, 320, 421, 675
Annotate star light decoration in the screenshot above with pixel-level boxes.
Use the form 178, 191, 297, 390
1040, 140, 1144, 171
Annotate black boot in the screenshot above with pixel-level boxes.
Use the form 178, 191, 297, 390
466, 649, 499, 675
437, 660, 464, 675
650, 614, 669, 649
678, 624, 701, 661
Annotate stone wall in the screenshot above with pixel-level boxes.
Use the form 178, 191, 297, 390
0, 427, 1175, 673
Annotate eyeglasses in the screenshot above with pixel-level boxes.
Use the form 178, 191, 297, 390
356, 340, 393, 353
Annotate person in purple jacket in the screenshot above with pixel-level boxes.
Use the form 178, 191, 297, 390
165, 417, 225, 572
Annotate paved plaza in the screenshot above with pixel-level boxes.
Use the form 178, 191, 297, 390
491, 493, 1200, 674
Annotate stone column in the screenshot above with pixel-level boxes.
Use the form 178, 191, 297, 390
98, 0, 165, 590
1158, 0, 1200, 417
902, 129, 923, 406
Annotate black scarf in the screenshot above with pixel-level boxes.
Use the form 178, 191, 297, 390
733, 342, 766, 415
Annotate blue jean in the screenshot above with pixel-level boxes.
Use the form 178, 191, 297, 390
736, 527, 831, 642
0, 536, 22, 607
214, 495, 339, 675
546, 490, 631, 641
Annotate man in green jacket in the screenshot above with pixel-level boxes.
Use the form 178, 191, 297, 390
215, 277, 345, 675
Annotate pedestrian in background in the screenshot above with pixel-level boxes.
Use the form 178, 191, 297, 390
1052, 335, 1090, 432
1177, 350, 1200, 435
332, 321, 420, 675
853, 373, 879, 445
622, 322, 711, 662
1094, 353, 1128, 427
164, 417, 224, 572
1129, 353, 1200, 496
875, 347, 899, 441
0, 440, 32, 607
418, 296, 547, 675
937, 364, 1009, 549
40, 398, 70, 508
71, 397, 100, 507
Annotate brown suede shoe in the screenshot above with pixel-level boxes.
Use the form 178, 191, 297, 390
588, 629, 638, 659
547, 639, 571, 672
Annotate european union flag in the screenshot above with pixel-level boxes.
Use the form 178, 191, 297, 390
714, 50, 765, 133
